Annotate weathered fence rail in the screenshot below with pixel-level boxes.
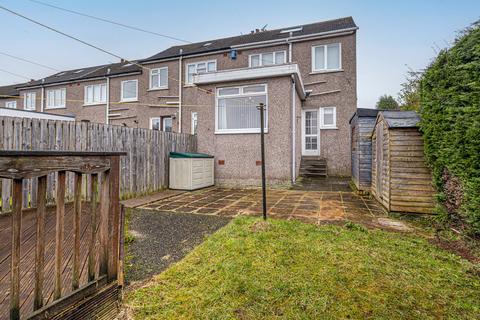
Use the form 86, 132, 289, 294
0, 116, 197, 213
0, 151, 125, 320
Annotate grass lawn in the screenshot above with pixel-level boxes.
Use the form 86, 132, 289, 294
126, 217, 480, 319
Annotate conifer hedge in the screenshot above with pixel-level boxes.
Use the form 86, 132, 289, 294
419, 22, 480, 234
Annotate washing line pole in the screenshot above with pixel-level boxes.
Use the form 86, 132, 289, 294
257, 102, 267, 220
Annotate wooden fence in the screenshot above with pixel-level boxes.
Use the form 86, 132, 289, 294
0, 116, 197, 213
0, 151, 125, 319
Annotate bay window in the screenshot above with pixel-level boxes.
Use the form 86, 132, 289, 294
23, 92, 36, 110
312, 43, 341, 72
150, 67, 168, 89
46, 88, 66, 109
186, 60, 216, 84
84, 83, 107, 105
249, 51, 286, 67
216, 84, 267, 134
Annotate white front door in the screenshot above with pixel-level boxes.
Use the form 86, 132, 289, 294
302, 109, 320, 156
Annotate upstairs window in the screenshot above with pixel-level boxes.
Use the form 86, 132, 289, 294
84, 83, 107, 105
186, 60, 216, 84
23, 92, 36, 110
216, 84, 267, 134
312, 43, 341, 72
121, 80, 138, 102
150, 67, 168, 89
249, 51, 286, 67
6, 101, 17, 109
46, 88, 66, 109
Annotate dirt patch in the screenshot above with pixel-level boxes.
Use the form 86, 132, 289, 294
250, 220, 272, 232
430, 235, 480, 264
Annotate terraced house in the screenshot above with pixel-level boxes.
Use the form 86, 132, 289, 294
0, 16, 358, 186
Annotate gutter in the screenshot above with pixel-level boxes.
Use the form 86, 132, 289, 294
105, 70, 110, 124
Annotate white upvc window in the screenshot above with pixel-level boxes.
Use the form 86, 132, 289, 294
215, 84, 267, 134
23, 92, 36, 110
150, 117, 161, 130
84, 83, 107, 105
191, 112, 198, 135
186, 60, 216, 84
121, 80, 138, 102
46, 88, 66, 109
312, 43, 341, 72
150, 116, 172, 132
320, 107, 337, 129
249, 51, 286, 68
163, 117, 172, 132
6, 101, 17, 109
150, 67, 168, 89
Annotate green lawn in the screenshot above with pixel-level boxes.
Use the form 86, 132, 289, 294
126, 218, 480, 320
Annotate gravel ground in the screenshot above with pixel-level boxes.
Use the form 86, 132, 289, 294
125, 208, 231, 283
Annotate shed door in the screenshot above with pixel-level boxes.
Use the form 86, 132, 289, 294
376, 123, 383, 198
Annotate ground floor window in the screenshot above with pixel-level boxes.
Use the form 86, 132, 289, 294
150, 116, 173, 132
215, 84, 267, 134
6, 101, 17, 109
320, 107, 336, 128
191, 112, 198, 135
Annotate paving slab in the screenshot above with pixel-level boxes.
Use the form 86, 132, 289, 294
137, 188, 414, 232
121, 190, 184, 208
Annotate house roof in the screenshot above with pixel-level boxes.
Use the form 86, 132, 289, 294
0, 84, 23, 98
142, 17, 358, 62
16, 62, 142, 89
382, 111, 421, 128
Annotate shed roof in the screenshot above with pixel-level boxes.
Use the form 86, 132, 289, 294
349, 108, 379, 123
381, 111, 421, 128
142, 17, 357, 62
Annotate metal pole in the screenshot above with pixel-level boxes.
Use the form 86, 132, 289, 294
257, 103, 267, 220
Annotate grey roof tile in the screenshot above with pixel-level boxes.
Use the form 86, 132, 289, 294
142, 17, 357, 62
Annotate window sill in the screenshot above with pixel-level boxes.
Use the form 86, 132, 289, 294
119, 99, 138, 103
83, 103, 106, 107
23, 108, 36, 111
320, 126, 338, 130
148, 87, 169, 92
215, 129, 269, 135
183, 84, 195, 88
309, 69, 344, 75
45, 106, 66, 110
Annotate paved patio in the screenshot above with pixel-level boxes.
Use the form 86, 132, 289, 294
138, 188, 407, 230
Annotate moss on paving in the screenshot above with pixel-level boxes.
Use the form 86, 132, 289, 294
127, 217, 480, 319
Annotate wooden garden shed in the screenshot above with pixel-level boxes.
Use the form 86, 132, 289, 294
350, 108, 379, 192
371, 111, 435, 213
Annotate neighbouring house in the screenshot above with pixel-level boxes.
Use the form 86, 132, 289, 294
371, 111, 435, 213
0, 83, 23, 109
0, 16, 358, 186
349, 108, 379, 192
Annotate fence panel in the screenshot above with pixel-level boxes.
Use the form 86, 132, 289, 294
0, 116, 197, 213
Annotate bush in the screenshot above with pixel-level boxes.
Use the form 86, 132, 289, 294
419, 21, 480, 234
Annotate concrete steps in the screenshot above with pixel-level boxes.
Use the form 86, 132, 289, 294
299, 157, 327, 177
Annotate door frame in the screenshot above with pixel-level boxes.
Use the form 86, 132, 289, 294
301, 108, 320, 156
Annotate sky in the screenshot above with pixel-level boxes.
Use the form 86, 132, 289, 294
0, 0, 479, 108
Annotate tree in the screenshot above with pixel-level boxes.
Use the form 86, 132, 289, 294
398, 70, 422, 111
376, 95, 399, 110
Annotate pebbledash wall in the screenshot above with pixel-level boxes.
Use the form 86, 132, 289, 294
8, 23, 357, 184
